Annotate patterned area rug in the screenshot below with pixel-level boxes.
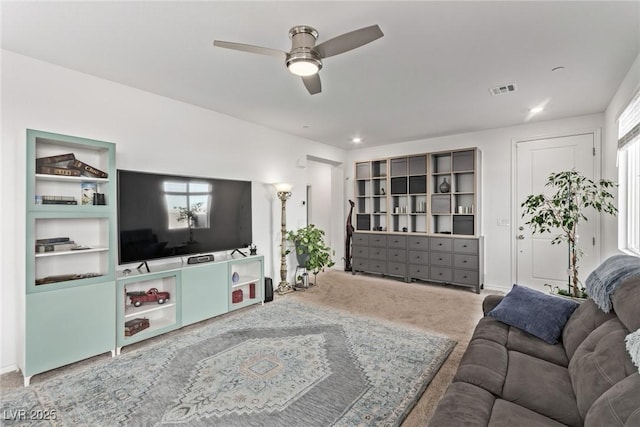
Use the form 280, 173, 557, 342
1, 299, 455, 426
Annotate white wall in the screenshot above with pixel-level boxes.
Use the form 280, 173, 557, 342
0, 51, 345, 372
345, 113, 611, 291
307, 160, 333, 240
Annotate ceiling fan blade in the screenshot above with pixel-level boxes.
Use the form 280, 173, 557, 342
213, 40, 286, 58
302, 74, 321, 95
314, 25, 384, 59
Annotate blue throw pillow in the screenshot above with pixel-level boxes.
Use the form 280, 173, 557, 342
488, 284, 580, 344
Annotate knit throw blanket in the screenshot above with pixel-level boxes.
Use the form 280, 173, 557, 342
626, 329, 640, 374
585, 254, 640, 313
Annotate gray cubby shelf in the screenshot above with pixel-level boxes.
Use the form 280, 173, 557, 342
354, 148, 480, 236
352, 148, 482, 292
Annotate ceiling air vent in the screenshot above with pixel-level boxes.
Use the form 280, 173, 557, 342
489, 83, 517, 96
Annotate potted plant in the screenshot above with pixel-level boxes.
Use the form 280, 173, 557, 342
521, 170, 617, 298
286, 224, 335, 285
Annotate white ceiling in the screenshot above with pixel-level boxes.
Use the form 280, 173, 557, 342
2, 1, 639, 150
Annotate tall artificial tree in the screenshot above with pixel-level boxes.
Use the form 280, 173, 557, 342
521, 170, 617, 297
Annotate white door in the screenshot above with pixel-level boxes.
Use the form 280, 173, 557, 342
515, 133, 598, 292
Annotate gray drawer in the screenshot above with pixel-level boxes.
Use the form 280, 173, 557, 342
430, 237, 452, 252
409, 250, 428, 264
369, 235, 387, 248
430, 267, 453, 282
369, 248, 387, 260
408, 236, 429, 250
387, 249, 407, 263
387, 235, 407, 249
353, 234, 369, 246
409, 264, 429, 280
453, 254, 478, 270
387, 262, 406, 277
453, 239, 478, 254
353, 258, 368, 271
352, 245, 369, 259
368, 260, 386, 274
430, 252, 452, 267
453, 269, 479, 286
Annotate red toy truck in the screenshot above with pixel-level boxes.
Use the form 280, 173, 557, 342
127, 288, 170, 307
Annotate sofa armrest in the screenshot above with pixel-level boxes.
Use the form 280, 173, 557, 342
482, 295, 504, 315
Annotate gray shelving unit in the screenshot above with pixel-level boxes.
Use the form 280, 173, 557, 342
352, 148, 482, 292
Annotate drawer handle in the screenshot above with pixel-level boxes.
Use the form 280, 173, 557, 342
463, 260, 467, 263
463, 244, 468, 248
438, 243, 443, 246
439, 272, 443, 276
439, 257, 443, 261
463, 275, 468, 279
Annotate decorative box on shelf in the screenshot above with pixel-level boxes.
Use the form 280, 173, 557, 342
232, 289, 243, 303
124, 318, 150, 336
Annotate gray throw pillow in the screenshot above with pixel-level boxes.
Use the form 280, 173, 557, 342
488, 284, 579, 344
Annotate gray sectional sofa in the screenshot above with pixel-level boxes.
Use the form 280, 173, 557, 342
429, 274, 640, 426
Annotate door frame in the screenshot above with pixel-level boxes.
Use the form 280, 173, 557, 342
510, 128, 603, 287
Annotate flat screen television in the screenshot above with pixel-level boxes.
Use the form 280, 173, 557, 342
117, 169, 252, 264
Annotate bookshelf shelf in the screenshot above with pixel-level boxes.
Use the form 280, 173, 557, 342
34, 247, 110, 258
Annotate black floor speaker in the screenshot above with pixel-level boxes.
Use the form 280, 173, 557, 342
264, 277, 273, 302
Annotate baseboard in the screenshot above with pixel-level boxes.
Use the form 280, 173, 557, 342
483, 283, 509, 294
0, 364, 20, 375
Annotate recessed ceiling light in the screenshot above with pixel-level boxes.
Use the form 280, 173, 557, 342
351, 137, 362, 143
530, 106, 544, 114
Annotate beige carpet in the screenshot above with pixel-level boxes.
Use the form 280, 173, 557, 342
0, 269, 500, 425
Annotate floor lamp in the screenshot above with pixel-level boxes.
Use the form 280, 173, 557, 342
274, 183, 294, 295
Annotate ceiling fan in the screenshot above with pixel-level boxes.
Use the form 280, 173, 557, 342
213, 24, 384, 95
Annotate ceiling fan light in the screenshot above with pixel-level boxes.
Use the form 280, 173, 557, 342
286, 51, 322, 76
288, 60, 319, 76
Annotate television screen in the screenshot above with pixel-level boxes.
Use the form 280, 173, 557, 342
117, 169, 252, 264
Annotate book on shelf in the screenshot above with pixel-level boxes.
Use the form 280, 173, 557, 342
68, 159, 108, 179
36, 236, 71, 244
36, 195, 78, 205
36, 165, 81, 177
35, 153, 75, 166
40, 195, 78, 205
36, 241, 77, 253
35, 272, 102, 285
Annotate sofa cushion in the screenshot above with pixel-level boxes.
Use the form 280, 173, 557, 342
453, 338, 508, 396
473, 315, 568, 366
427, 381, 495, 427
584, 373, 640, 427
488, 284, 579, 344
502, 350, 581, 426
470, 316, 509, 346
562, 298, 617, 360
569, 318, 637, 419
506, 326, 568, 366
488, 399, 568, 427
